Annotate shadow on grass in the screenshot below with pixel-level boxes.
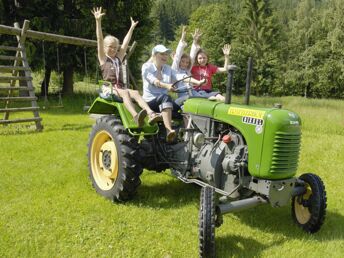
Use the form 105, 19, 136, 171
227, 205, 344, 241
0, 123, 92, 135
0, 124, 40, 136
132, 178, 200, 209
216, 234, 282, 257
37, 93, 95, 115
215, 204, 343, 257
44, 123, 92, 132
0, 94, 94, 135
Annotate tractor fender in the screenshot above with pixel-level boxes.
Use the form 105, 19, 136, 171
88, 97, 158, 135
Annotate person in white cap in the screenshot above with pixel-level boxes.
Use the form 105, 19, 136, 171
142, 44, 182, 142
92, 7, 161, 127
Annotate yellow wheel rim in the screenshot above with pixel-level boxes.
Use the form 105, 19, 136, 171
294, 184, 312, 224
90, 130, 119, 191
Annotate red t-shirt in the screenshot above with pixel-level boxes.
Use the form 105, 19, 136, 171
191, 64, 218, 91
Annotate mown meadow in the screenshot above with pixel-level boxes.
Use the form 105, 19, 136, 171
0, 94, 343, 257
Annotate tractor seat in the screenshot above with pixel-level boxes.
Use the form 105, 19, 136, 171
98, 80, 123, 103
99, 92, 123, 103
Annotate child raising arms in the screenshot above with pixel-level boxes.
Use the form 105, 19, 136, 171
171, 27, 206, 105
172, 27, 230, 104
92, 7, 160, 127
191, 32, 231, 101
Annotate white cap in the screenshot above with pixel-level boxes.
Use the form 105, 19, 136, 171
152, 44, 171, 55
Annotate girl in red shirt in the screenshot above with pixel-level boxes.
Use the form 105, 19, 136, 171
191, 40, 231, 101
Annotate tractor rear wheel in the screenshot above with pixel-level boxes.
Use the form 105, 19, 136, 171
292, 173, 327, 233
199, 186, 216, 258
88, 116, 142, 202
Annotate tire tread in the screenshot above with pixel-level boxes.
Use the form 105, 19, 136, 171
88, 116, 142, 202
292, 173, 327, 233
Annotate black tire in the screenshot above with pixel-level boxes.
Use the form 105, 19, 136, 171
199, 186, 216, 258
87, 116, 142, 202
292, 173, 327, 233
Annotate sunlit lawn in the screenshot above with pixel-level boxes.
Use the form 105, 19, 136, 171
0, 94, 343, 257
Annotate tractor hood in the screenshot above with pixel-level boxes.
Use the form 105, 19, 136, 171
183, 98, 301, 179
183, 98, 272, 121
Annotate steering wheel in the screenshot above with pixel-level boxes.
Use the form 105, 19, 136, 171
171, 75, 194, 92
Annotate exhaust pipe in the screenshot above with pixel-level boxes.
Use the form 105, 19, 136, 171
225, 65, 237, 104
244, 57, 253, 105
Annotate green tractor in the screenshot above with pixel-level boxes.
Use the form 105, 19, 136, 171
87, 63, 327, 258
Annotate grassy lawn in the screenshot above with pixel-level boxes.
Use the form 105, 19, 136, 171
0, 95, 343, 257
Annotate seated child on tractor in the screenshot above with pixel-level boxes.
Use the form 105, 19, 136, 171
92, 7, 161, 127
191, 30, 231, 102
171, 26, 207, 106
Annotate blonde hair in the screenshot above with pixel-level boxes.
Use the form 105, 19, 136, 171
147, 52, 158, 63
180, 53, 192, 70
103, 35, 119, 50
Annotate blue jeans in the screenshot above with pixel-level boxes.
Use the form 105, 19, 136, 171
147, 94, 182, 119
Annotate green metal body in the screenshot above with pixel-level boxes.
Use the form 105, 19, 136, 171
88, 97, 158, 135
183, 98, 301, 180
89, 96, 301, 180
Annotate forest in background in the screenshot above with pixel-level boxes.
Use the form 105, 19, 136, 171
1, 0, 343, 98
153, 0, 344, 98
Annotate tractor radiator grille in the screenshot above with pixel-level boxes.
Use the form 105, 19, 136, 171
270, 131, 301, 174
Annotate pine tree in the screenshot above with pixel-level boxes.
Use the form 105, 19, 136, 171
234, 0, 280, 96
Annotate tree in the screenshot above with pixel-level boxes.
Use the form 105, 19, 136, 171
231, 0, 281, 96
155, 2, 175, 42
282, 0, 344, 98
151, 0, 224, 43
174, 1, 282, 96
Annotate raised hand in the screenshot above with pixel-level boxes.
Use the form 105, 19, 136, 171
181, 26, 187, 43
92, 7, 105, 20
222, 44, 231, 56
191, 28, 202, 43
130, 17, 139, 28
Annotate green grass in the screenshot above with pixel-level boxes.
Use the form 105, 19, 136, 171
1, 95, 344, 257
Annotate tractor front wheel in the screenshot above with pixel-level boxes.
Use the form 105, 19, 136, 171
292, 173, 327, 233
199, 186, 216, 258
88, 116, 142, 202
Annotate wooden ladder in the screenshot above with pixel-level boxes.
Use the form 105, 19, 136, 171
0, 20, 42, 131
